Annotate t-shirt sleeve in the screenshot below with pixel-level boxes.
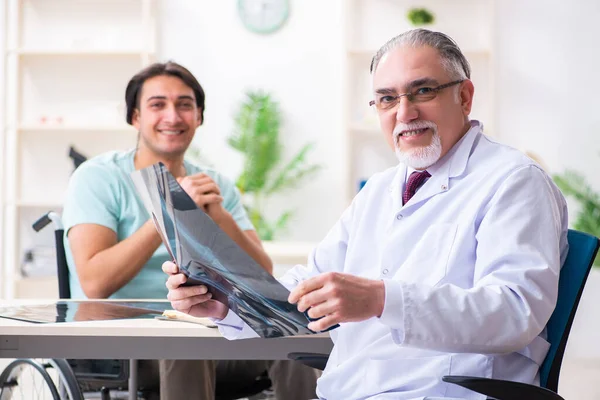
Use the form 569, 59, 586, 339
218, 174, 254, 232
62, 162, 120, 236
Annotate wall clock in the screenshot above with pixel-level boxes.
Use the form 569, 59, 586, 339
238, 0, 290, 34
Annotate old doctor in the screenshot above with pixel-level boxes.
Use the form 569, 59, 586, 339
163, 29, 568, 400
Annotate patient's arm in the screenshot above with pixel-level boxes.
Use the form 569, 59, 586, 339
69, 221, 162, 298
177, 173, 273, 275
207, 204, 273, 275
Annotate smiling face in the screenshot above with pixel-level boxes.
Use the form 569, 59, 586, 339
372, 45, 474, 169
132, 75, 202, 160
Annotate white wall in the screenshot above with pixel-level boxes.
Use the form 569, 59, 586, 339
494, 0, 600, 363
494, 0, 600, 186
2, 1, 599, 243
156, 0, 600, 243
156, 0, 346, 242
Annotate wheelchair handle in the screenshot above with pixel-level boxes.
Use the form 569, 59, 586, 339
32, 211, 63, 232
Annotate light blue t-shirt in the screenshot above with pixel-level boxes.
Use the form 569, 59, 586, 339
62, 149, 253, 300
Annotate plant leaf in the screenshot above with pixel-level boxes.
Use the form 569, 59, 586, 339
266, 143, 322, 194
228, 91, 282, 193
553, 170, 600, 266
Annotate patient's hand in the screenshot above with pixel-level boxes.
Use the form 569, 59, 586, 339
162, 261, 229, 320
177, 173, 231, 224
177, 173, 223, 212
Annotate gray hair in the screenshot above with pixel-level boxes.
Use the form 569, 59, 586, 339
370, 29, 471, 80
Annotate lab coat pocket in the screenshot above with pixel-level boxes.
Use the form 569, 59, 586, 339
395, 223, 458, 286
365, 355, 451, 397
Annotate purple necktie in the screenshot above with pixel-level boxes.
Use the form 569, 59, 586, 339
403, 170, 431, 205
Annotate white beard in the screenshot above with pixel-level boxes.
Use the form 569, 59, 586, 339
393, 122, 442, 169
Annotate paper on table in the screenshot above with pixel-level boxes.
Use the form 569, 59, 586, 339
159, 310, 217, 328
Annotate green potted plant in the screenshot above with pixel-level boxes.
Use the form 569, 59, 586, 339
407, 7, 435, 26
553, 169, 600, 266
227, 90, 322, 240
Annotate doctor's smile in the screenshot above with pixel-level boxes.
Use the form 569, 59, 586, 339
398, 127, 429, 138
396, 127, 431, 145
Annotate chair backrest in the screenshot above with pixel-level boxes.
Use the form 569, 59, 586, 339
32, 148, 89, 299
69, 146, 88, 170
32, 212, 72, 299
56, 146, 89, 298
540, 229, 599, 391
55, 229, 71, 299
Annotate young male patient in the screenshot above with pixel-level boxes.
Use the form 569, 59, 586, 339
63, 61, 319, 400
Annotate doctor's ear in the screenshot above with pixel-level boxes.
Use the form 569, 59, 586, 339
459, 80, 474, 116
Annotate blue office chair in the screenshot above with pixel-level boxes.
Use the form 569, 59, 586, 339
289, 229, 599, 400
442, 229, 599, 399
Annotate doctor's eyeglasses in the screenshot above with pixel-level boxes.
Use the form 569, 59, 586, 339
369, 79, 464, 111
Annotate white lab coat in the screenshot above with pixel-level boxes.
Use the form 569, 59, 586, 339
217, 121, 569, 400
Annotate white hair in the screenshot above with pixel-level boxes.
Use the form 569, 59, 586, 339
370, 29, 470, 81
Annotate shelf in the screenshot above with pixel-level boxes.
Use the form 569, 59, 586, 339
15, 275, 58, 283
15, 276, 59, 299
10, 49, 150, 57
17, 124, 135, 133
9, 201, 63, 209
2, 0, 157, 300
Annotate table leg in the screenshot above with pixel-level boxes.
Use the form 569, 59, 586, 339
128, 359, 138, 400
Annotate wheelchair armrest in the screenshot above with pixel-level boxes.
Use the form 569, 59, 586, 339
442, 375, 564, 400
287, 352, 328, 371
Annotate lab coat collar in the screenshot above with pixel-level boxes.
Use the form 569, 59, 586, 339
390, 120, 483, 210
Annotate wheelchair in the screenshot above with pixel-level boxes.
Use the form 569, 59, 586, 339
0, 147, 272, 399
0, 211, 156, 400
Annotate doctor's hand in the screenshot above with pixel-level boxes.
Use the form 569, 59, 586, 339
162, 261, 229, 320
288, 272, 386, 332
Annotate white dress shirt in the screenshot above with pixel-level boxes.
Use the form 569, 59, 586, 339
216, 121, 569, 400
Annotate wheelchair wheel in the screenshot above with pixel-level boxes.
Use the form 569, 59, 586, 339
44, 359, 84, 400
0, 358, 83, 400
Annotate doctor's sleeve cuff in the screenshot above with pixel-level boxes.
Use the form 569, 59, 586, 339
211, 309, 259, 340
378, 279, 406, 344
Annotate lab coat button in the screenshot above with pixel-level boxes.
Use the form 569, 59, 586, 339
396, 214, 403, 220
382, 269, 389, 275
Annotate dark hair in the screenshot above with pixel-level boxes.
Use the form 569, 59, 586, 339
124, 61, 206, 125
